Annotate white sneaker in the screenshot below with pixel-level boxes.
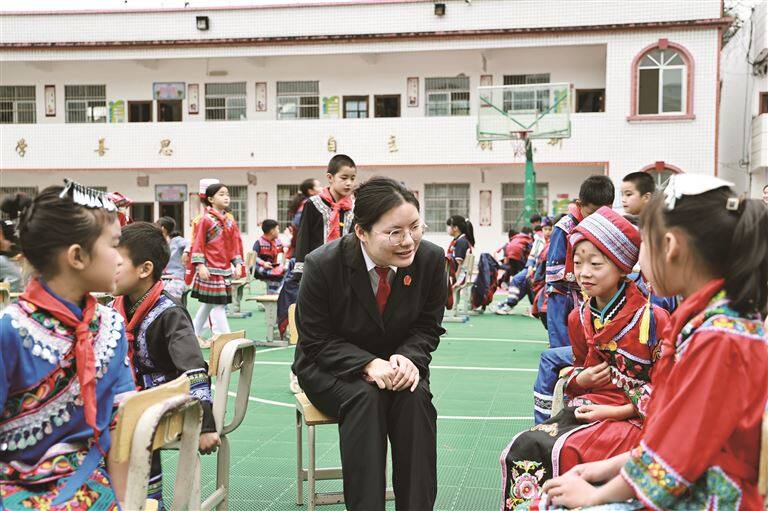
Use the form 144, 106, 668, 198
495, 305, 512, 315
289, 371, 302, 394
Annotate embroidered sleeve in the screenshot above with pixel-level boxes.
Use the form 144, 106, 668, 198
190, 216, 209, 265
621, 442, 689, 509
545, 228, 567, 284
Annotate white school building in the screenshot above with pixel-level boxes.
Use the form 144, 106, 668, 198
718, 0, 768, 199
0, 0, 733, 252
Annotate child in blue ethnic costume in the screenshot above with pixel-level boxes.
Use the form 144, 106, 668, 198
0, 183, 136, 510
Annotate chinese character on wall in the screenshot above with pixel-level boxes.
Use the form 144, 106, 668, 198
327, 136, 337, 153
159, 139, 173, 156
94, 138, 109, 156
388, 135, 398, 153
15, 138, 27, 158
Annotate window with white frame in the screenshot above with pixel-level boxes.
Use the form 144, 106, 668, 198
277, 81, 320, 120
227, 185, 248, 233
424, 183, 470, 228
425, 77, 470, 117
502, 182, 548, 230
0, 86, 36, 124
277, 184, 300, 228
205, 82, 247, 121
0, 187, 37, 220
503, 74, 551, 113
637, 49, 686, 115
65, 85, 107, 123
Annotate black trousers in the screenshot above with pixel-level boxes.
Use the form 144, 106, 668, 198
304, 377, 437, 511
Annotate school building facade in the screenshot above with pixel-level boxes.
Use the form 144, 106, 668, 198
0, 0, 732, 252
719, 0, 768, 199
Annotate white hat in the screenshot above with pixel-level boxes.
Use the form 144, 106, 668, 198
663, 174, 734, 211
199, 178, 220, 196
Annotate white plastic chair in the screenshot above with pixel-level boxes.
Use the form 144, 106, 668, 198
203, 331, 256, 511
112, 376, 203, 511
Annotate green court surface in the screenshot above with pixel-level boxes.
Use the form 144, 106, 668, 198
162, 284, 547, 511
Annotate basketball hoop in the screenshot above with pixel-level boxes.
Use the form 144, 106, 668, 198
476, 82, 573, 227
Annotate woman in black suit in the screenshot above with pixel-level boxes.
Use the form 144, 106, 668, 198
292, 177, 447, 511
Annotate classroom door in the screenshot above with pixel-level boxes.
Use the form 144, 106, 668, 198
159, 202, 184, 233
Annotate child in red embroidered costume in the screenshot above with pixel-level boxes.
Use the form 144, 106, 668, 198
536, 175, 768, 511
253, 219, 286, 294
190, 183, 244, 337
500, 207, 669, 510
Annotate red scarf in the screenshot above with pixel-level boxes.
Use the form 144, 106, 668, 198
568, 202, 584, 223
319, 187, 353, 243
112, 280, 165, 368
21, 279, 101, 442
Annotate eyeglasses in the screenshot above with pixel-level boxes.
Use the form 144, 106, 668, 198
374, 224, 428, 246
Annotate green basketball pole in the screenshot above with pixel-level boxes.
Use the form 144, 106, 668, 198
522, 134, 537, 222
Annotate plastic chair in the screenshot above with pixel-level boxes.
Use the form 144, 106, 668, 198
204, 331, 256, 511
112, 376, 202, 511
288, 303, 299, 345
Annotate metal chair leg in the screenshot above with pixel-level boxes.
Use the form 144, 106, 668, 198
296, 410, 304, 506
308, 424, 316, 511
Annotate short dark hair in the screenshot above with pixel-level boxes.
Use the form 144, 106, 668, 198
533, 225, 543, 232
521, 226, 533, 235
507, 228, 517, 238
328, 154, 356, 175
579, 175, 615, 207
157, 216, 176, 234
261, 219, 279, 234
763, 184, 768, 192
14, 187, 117, 279
353, 177, 419, 231
623, 172, 656, 196
529, 214, 542, 224
119, 222, 170, 282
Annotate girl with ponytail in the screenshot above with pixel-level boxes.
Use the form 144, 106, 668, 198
536, 175, 768, 511
0, 183, 135, 509
445, 215, 474, 308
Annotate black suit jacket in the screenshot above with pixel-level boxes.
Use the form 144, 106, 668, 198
292, 234, 447, 393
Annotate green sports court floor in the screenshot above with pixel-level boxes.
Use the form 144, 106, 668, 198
162, 283, 547, 511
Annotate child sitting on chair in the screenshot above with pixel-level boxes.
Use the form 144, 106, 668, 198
500, 207, 669, 510
253, 219, 286, 294
112, 222, 219, 508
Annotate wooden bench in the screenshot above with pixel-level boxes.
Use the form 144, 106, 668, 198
245, 294, 286, 346
295, 392, 395, 510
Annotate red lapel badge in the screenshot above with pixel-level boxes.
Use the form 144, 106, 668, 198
404, 275, 412, 287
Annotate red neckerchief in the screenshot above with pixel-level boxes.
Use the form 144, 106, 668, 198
568, 202, 584, 223
581, 280, 647, 366
661, 278, 725, 349
21, 279, 101, 443
319, 187, 353, 243
112, 280, 165, 370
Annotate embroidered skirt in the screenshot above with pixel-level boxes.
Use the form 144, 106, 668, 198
500, 407, 644, 511
0, 465, 119, 511
191, 273, 232, 304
